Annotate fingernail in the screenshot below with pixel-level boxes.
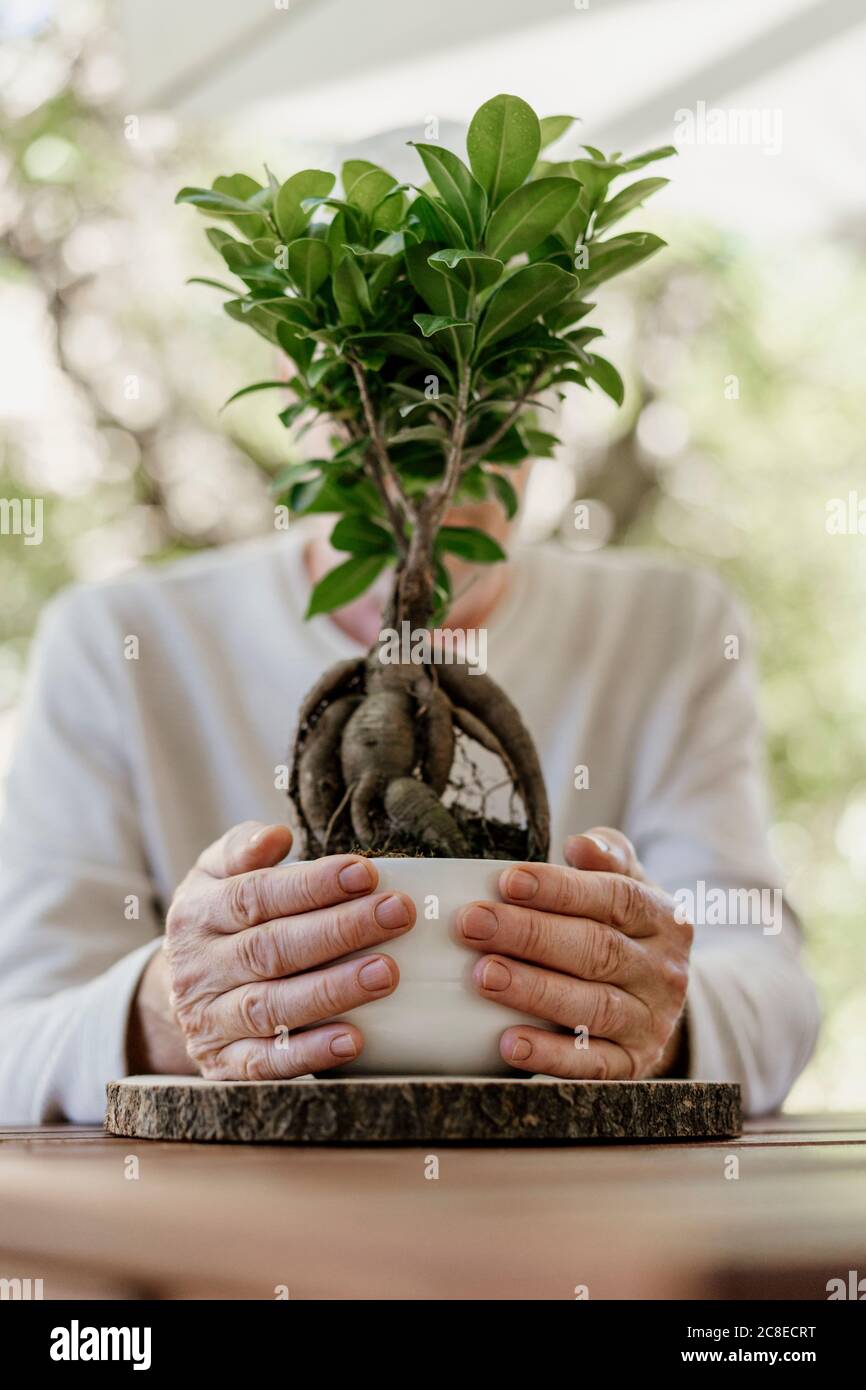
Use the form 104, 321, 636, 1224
505, 869, 538, 901
511, 1037, 532, 1062
330, 1033, 357, 1059
480, 959, 511, 992
359, 957, 393, 991
461, 905, 497, 939
248, 826, 268, 846
339, 860, 374, 892
585, 833, 611, 854
375, 894, 410, 930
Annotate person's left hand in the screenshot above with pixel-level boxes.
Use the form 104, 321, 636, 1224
455, 828, 692, 1079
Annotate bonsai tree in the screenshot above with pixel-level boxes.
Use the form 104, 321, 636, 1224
177, 94, 672, 863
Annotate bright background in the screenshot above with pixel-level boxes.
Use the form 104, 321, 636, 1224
1, 0, 865, 1108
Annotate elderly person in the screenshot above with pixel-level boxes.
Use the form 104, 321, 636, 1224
0, 478, 818, 1122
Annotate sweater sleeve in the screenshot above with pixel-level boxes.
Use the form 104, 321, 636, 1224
0, 587, 164, 1124
624, 571, 820, 1115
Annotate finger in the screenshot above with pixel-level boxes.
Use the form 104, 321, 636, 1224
497, 862, 667, 938
564, 828, 645, 880
472, 954, 648, 1043
455, 900, 642, 986
214, 891, 416, 988
202, 953, 399, 1040
200, 854, 381, 933
196, 822, 294, 879
498, 1026, 636, 1080
209, 1023, 365, 1081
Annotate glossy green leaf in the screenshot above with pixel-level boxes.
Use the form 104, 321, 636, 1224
477, 262, 578, 349
306, 553, 390, 618
436, 525, 507, 563
579, 232, 666, 290
539, 115, 578, 150
485, 470, 519, 519
330, 514, 396, 556
594, 177, 669, 231
332, 253, 370, 325
287, 238, 331, 296
220, 380, 289, 410
466, 93, 541, 206
408, 143, 487, 241
619, 144, 677, 172
584, 353, 625, 405
413, 313, 475, 363
275, 169, 335, 241
428, 248, 504, 294
405, 240, 467, 317
485, 177, 582, 260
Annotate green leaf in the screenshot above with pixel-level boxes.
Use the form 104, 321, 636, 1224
348, 166, 403, 230
223, 298, 280, 344
584, 353, 625, 406
410, 190, 469, 249
466, 93, 541, 206
388, 424, 449, 447
594, 177, 669, 231
341, 159, 381, 195
212, 174, 269, 237
485, 470, 519, 519
619, 144, 677, 172
330, 514, 396, 556
477, 262, 578, 349
405, 240, 467, 317
408, 143, 487, 241
542, 295, 596, 332
306, 554, 389, 618
436, 526, 507, 564
428, 248, 504, 294
220, 380, 289, 410
579, 232, 666, 290
569, 158, 620, 211
332, 253, 371, 325
485, 177, 582, 260
287, 238, 331, 296
275, 170, 335, 241
176, 187, 265, 218
186, 276, 238, 293
413, 314, 475, 363
275, 321, 315, 374
539, 115, 579, 151
348, 332, 455, 384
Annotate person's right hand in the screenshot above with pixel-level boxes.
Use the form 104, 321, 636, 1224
161, 821, 414, 1080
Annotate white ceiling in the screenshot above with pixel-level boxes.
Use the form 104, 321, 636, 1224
116, 0, 866, 238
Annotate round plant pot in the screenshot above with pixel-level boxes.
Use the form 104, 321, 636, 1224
331, 857, 552, 1076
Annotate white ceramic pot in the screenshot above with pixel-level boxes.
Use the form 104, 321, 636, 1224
331, 857, 550, 1076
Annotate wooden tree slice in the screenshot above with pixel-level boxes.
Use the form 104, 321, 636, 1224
106, 1076, 741, 1144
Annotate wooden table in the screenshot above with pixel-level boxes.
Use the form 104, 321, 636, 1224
1, 1113, 864, 1300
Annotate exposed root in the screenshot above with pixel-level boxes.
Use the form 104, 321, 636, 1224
384, 777, 469, 856
297, 694, 363, 853
289, 652, 548, 861
437, 664, 550, 859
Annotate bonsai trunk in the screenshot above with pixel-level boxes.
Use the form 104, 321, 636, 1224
288, 525, 550, 862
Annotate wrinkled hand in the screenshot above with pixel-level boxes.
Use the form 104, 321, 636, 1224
455, 829, 692, 1079
161, 822, 415, 1079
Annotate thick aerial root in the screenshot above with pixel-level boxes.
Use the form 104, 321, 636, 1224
289, 654, 547, 861
297, 657, 364, 730
384, 777, 469, 856
341, 688, 416, 785
437, 665, 550, 859
421, 686, 456, 795
350, 771, 378, 844
297, 694, 362, 852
